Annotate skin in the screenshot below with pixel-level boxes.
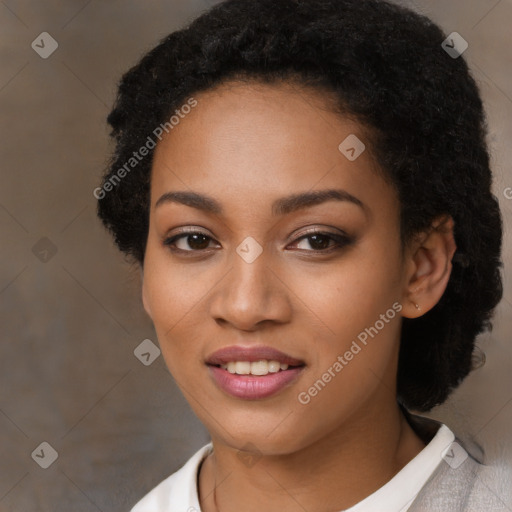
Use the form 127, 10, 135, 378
141, 80, 457, 512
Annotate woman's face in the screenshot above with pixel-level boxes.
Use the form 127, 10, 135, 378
142, 80, 411, 454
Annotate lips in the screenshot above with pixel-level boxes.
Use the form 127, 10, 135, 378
205, 345, 306, 399
205, 345, 305, 367
208, 365, 305, 399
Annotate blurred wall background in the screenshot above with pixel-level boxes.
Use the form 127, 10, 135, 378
0, 0, 511, 510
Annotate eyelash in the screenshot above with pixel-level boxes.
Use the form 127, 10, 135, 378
162, 228, 353, 256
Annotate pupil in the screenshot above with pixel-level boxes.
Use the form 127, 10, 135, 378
189, 234, 210, 250
310, 234, 329, 250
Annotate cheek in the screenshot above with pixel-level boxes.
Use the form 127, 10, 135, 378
289, 248, 402, 340
144, 238, 218, 321
142, 251, 210, 364
296, 271, 402, 386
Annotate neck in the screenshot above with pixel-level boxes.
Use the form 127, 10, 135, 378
198, 403, 426, 512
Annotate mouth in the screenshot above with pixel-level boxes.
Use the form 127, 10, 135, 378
205, 345, 306, 399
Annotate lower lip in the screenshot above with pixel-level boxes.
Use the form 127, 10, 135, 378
207, 365, 305, 400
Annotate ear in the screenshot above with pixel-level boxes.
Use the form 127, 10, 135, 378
141, 267, 152, 318
401, 215, 457, 319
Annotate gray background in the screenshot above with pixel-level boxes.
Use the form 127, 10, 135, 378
1, 0, 511, 510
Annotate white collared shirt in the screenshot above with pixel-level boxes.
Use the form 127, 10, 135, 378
130, 423, 459, 512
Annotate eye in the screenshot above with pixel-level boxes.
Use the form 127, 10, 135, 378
290, 230, 353, 253
163, 230, 218, 253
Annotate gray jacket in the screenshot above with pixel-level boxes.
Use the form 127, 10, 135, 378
405, 412, 511, 512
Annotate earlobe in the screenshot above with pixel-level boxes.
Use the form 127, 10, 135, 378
401, 215, 457, 319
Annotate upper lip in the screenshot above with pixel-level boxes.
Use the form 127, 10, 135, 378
205, 345, 305, 366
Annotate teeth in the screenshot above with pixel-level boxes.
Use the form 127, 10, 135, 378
235, 361, 251, 375
219, 360, 292, 375
268, 361, 281, 373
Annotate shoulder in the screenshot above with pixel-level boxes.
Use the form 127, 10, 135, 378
130, 442, 213, 512
408, 438, 512, 512
404, 410, 512, 511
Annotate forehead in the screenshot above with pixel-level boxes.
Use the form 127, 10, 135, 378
151, 78, 360, 169
149, 79, 396, 218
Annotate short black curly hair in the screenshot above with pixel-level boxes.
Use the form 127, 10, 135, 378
96, 0, 503, 412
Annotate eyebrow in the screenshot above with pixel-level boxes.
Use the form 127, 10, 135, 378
155, 188, 366, 216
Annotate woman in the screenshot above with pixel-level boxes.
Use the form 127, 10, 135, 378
96, 0, 507, 510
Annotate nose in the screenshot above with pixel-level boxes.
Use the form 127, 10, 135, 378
209, 245, 292, 331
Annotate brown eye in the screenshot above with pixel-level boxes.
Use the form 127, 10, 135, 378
163, 231, 217, 253
292, 231, 353, 252
301, 233, 332, 250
